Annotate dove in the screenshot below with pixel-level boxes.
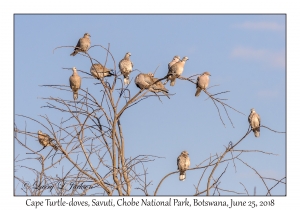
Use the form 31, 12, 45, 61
90, 63, 113, 79
195, 71, 211, 97
149, 73, 170, 98
135, 73, 156, 91
166, 55, 180, 84
177, 151, 190, 181
168, 56, 189, 86
168, 55, 180, 69
119, 52, 133, 85
135, 73, 169, 98
248, 108, 261, 137
70, 33, 91, 56
69, 67, 81, 100
37, 130, 58, 150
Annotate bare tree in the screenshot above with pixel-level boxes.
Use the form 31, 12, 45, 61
14, 42, 285, 196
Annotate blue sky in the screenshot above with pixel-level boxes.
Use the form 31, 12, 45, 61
14, 14, 285, 196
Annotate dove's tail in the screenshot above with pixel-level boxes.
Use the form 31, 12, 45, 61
124, 77, 130, 85
70, 50, 77, 56
73, 92, 78, 100
162, 88, 169, 93
195, 88, 202, 97
179, 171, 186, 181
254, 127, 260, 137
170, 79, 176, 86
108, 70, 114, 76
163, 92, 170, 99
50, 142, 58, 150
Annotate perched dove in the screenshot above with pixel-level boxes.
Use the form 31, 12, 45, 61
37, 130, 58, 150
135, 73, 156, 91
70, 33, 91, 56
135, 73, 169, 97
168, 56, 189, 86
248, 108, 261, 137
166, 55, 180, 84
177, 151, 190, 181
69, 67, 81, 100
90, 63, 113, 79
119, 52, 133, 85
149, 74, 170, 98
195, 71, 211, 97
168, 55, 180, 69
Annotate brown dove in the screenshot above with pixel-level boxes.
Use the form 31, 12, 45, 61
248, 108, 261, 137
195, 71, 211, 97
135, 73, 156, 91
69, 67, 81, 100
70, 33, 91, 56
168, 55, 180, 69
168, 56, 189, 86
119, 52, 133, 85
166, 55, 180, 83
177, 151, 190, 181
149, 73, 170, 98
38, 130, 58, 150
90, 63, 113, 79
135, 73, 169, 97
